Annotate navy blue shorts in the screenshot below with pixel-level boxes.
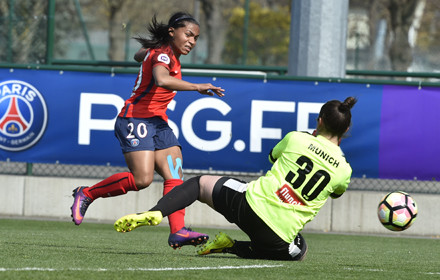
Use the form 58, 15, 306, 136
114, 116, 180, 153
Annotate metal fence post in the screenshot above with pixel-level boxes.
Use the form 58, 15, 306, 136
242, 0, 250, 65
46, 0, 56, 65
7, 0, 15, 62
26, 163, 33, 176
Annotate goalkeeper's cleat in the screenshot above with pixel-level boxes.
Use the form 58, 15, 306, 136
71, 186, 93, 225
197, 232, 234, 255
168, 227, 209, 249
114, 211, 163, 233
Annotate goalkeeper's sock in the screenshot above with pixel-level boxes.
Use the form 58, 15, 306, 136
83, 172, 138, 200
150, 176, 200, 232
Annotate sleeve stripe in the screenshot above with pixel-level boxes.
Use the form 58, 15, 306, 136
330, 192, 343, 198
268, 149, 276, 163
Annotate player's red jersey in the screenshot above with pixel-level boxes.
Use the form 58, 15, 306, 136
118, 45, 181, 122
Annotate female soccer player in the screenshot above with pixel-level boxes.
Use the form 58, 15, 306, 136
70, 12, 225, 249
113, 97, 357, 261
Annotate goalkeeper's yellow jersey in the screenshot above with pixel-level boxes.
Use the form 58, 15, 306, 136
246, 131, 352, 243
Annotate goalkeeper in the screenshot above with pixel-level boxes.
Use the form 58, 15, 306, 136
114, 97, 356, 261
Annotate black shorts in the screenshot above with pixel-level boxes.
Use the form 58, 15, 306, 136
212, 177, 304, 260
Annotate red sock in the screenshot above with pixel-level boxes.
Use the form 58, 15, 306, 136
163, 179, 185, 234
83, 172, 138, 200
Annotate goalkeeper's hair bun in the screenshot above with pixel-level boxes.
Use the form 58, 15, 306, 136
339, 97, 357, 113
318, 97, 357, 138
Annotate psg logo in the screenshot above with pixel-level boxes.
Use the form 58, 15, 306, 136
0, 80, 48, 151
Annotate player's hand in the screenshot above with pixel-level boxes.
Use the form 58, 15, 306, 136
197, 84, 225, 97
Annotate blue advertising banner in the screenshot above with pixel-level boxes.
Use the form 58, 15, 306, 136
0, 68, 437, 180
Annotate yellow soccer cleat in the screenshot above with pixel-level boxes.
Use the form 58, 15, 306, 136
197, 232, 234, 255
114, 211, 163, 233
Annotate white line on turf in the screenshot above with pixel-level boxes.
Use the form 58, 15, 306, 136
343, 267, 440, 275
0, 265, 284, 272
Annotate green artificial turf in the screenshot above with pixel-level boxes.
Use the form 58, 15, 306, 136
0, 218, 439, 280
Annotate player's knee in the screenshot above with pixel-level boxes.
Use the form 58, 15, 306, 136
133, 175, 154, 190
199, 175, 222, 188
198, 175, 209, 186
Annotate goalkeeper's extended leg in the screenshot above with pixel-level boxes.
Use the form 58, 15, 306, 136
114, 176, 208, 247
114, 176, 200, 233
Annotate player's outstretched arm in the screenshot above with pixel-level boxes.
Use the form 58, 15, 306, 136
195, 83, 225, 97
153, 65, 225, 97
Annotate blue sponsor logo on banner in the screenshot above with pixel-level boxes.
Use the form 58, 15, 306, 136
0, 80, 48, 151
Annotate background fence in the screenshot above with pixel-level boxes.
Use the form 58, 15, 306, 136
1, 161, 439, 195
2, 0, 440, 73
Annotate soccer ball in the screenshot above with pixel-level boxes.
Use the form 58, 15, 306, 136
377, 191, 418, 231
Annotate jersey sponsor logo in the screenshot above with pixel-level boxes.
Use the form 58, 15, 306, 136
276, 184, 305, 206
0, 80, 48, 151
158, 54, 170, 64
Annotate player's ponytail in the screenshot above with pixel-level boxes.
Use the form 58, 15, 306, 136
133, 14, 168, 49
339, 96, 357, 113
133, 12, 198, 50
318, 97, 357, 138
